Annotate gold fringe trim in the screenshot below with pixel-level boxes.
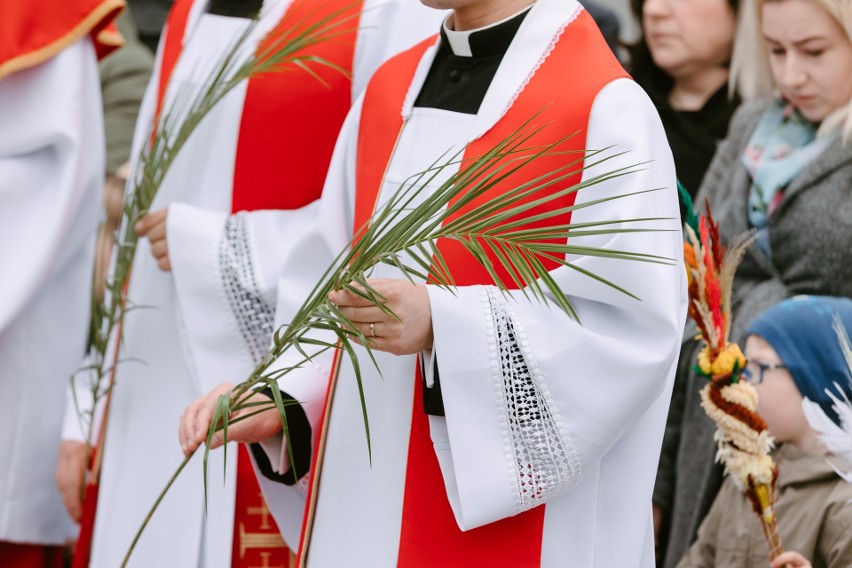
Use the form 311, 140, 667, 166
0, 0, 126, 81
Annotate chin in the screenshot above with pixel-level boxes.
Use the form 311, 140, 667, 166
788, 97, 839, 123
650, 52, 684, 77
796, 105, 831, 124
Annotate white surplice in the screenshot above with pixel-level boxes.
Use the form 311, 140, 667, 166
60, 1, 445, 566
0, 38, 103, 545
262, 0, 689, 565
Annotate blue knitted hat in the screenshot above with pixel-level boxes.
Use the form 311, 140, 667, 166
745, 296, 852, 425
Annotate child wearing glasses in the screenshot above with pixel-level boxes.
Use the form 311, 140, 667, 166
678, 296, 852, 567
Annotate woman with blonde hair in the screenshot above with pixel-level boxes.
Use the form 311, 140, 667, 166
656, 0, 852, 565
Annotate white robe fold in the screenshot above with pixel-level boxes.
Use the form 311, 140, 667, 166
0, 38, 103, 544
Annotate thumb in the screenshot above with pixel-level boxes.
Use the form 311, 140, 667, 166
208, 431, 227, 451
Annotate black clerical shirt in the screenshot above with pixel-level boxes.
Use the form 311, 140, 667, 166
414, 8, 529, 114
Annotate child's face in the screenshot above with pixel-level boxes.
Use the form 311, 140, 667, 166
746, 335, 808, 443
762, 0, 852, 122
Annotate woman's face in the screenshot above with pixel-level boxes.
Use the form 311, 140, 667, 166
643, 0, 737, 79
746, 335, 807, 443
763, 0, 852, 122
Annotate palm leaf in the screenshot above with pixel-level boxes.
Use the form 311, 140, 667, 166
127, 112, 678, 564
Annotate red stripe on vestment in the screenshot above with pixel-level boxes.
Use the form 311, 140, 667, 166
224, 0, 362, 564
233, 0, 362, 212
157, 0, 362, 211
232, 445, 294, 567
0, 542, 64, 568
351, 36, 431, 240
346, 37, 549, 565
154, 0, 192, 125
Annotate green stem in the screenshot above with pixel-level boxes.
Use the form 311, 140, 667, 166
120, 452, 192, 568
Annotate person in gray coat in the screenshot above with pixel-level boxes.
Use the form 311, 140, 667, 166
654, 0, 852, 564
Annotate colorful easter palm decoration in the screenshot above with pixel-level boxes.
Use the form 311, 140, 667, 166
679, 183, 783, 560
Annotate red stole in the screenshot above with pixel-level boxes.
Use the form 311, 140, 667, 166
0, 0, 123, 80
301, 9, 627, 567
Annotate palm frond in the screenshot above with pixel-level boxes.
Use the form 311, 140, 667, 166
82, 4, 357, 458
213, 118, 675, 477
126, 113, 678, 563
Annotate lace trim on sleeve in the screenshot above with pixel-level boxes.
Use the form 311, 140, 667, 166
218, 213, 275, 364
483, 287, 581, 514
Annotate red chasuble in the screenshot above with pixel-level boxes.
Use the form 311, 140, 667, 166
299, 10, 628, 566
73, 0, 363, 566
0, 0, 124, 80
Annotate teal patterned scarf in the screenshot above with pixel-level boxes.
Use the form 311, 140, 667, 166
742, 100, 834, 229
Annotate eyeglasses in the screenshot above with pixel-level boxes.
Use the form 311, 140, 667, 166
741, 361, 786, 384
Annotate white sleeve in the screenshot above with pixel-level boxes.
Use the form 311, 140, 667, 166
251, 96, 363, 547
426, 78, 689, 530
168, 200, 322, 393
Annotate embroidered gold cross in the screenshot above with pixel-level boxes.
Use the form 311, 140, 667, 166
247, 492, 274, 530
239, 523, 287, 559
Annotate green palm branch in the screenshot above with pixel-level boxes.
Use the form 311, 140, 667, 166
122, 115, 678, 565
73, 6, 359, 450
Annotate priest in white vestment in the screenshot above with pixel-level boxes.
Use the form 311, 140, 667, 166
181, 0, 688, 566
57, 1, 444, 567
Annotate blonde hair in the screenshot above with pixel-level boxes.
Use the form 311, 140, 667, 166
730, 0, 852, 139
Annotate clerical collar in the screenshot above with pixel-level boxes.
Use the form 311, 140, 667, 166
440, 5, 533, 58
